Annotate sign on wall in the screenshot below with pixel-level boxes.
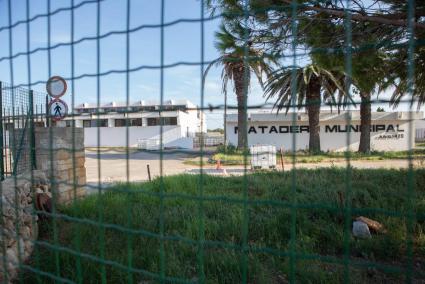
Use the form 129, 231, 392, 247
233, 124, 405, 140
227, 121, 410, 151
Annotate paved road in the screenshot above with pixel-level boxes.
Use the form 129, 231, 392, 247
85, 150, 424, 184
85, 149, 200, 183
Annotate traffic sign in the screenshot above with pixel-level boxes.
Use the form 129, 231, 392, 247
48, 98, 68, 121
46, 76, 67, 99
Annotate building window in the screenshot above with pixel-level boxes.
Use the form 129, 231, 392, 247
107, 108, 114, 112
147, 117, 177, 126
163, 117, 177, 125
115, 119, 126, 127
4, 123, 14, 131
145, 106, 155, 111
83, 119, 108, 127
147, 118, 159, 126
131, 118, 143, 126
65, 120, 73, 127
96, 119, 108, 127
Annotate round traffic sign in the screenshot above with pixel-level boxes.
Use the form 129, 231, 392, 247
46, 76, 67, 99
48, 98, 68, 121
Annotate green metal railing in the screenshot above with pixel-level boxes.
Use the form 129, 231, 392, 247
0, 82, 46, 179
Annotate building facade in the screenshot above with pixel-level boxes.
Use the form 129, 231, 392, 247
226, 111, 423, 152
416, 119, 425, 141
57, 99, 206, 148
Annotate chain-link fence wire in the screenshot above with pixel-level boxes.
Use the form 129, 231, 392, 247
0, 81, 47, 177
1, 0, 424, 283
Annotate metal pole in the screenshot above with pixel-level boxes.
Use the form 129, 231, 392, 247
29, 90, 36, 169
45, 95, 49, 127
0, 82, 4, 180
147, 164, 151, 181
280, 148, 285, 172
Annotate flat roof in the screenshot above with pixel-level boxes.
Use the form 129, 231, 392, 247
75, 99, 197, 109
62, 110, 182, 120
226, 111, 424, 123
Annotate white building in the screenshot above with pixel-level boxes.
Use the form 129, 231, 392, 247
416, 119, 425, 141
226, 111, 423, 152
57, 99, 206, 148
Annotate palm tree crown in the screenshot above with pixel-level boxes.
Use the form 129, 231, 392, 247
204, 24, 277, 149
264, 64, 346, 152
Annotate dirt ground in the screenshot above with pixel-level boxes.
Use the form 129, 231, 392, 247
85, 149, 424, 185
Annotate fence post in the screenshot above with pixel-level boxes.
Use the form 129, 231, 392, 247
29, 90, 36, 169
147, 164, 151, 181
45, 95, 49, 127
0, 81, 4, 180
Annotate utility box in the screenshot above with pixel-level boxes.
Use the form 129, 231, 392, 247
138, 138, 161, 150
250, 145, 276, 169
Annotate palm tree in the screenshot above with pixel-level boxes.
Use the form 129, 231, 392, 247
264, 64, 346, 153
382, 47, 425, 109
350, 52, 389, 153
204, 24, 276, 149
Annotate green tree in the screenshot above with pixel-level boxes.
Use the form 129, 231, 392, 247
382, 37, 425, 109
207, 0, 424, 152
306, 18, 389, 153
264, 64, 345, 153
204, 24, 276, 149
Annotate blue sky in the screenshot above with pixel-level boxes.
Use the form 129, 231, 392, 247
0, 0, 263, 129
0, 0, 420, 129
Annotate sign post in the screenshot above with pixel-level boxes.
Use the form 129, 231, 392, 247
46, 76, 68, 123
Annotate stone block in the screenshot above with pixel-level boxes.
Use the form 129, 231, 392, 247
67, 167, 86, 179
33, 127, 86, 205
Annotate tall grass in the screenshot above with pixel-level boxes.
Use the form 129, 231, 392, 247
21, 168, 425, 283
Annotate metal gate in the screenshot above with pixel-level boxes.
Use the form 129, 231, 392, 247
0, 81, 48, 180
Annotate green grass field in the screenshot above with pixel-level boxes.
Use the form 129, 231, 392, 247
22, 169, 425, 283
184, 149, 425, 166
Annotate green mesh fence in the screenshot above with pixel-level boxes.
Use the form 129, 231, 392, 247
0, 82, 47, 178
0, 0, 424, 283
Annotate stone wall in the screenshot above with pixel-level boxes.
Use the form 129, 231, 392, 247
35, 127, 86, 203
0, 170, 49, 283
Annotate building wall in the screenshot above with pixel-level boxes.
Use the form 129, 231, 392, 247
416, 119, 425, 129
416, 119, 425, 141
178, 110, 207, 136
83, 125, 193, 148
226, 120, 415, 152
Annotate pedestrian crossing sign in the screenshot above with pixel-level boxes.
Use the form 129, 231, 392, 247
48, 98, 68, 121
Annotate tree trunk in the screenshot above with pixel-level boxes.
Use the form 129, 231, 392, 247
307, 79, 321, 153
234, 66, 248, 150
358, 91, 371, 153
236, 92, 247, 150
